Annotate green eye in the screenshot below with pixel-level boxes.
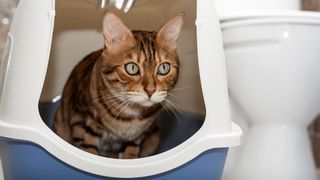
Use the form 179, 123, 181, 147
157, 63, 171, 75
125, 63, 139, 75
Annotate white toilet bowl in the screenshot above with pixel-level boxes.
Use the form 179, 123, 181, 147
221, 11, 320, 180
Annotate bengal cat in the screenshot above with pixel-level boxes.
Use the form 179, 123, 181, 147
53, 12, 185, 159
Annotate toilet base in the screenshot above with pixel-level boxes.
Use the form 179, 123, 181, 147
225, 123, 317, 180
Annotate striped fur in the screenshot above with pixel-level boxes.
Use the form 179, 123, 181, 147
53, 12, 184, 158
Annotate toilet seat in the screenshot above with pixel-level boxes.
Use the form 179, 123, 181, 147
219, 11, 320, 26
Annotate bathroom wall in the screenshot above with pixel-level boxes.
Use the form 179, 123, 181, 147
302, 0, 320, 168
302, 0, 320, 10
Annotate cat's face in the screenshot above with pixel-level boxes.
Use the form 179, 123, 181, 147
101, 13, 184, 107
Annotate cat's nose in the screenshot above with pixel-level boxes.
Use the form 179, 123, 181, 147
145, 88, 156, 97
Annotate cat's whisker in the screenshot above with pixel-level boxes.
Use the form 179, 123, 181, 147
170, 86, 192, 92
114, 100, 132, 120
108, 97, 130, 112
126, 92, 141, 95
94, 91, 124, 98
166, 102, 183, 119
167, 100, 182, 114
163, 102, 177, 119
167, 93, 184, 101
166, 97, 183, 114
167, 94, 182, 101
90, 93, 124, 104
106, 93, 127, 99
91, 95, 120, 103
98, 93, 124, 100
105, 96, 123, 103
157, 92, 168, 97
160, 102, 169, 114
160, 101, 175, 120
106, 98, 127, 110
163, 99, 182, 126
166, 98, 184, 123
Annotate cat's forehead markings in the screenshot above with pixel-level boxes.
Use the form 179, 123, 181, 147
138, 50, 146, 64
126, 53, 134, 60
157, 51, 166, 64
155, 51, 161, 64
134, 32, 156, 63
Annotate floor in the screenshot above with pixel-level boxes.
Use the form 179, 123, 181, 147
318, 169, 320, 180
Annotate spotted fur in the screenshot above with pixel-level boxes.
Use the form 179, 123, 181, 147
53, 12, 184, 158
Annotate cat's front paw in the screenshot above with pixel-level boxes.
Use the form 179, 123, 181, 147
123, 146, 140, 159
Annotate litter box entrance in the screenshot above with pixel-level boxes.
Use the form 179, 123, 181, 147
39, 0, 206, 159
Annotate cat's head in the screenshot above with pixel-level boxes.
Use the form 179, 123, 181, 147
100, 12, 184, 107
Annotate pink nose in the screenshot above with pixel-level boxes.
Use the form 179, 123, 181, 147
145, 88, 156, 97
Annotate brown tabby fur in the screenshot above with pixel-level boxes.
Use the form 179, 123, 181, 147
53, 12, 184, 158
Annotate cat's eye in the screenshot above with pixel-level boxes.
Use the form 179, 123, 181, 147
157, 63, 171, 75
125, 63, 140, 75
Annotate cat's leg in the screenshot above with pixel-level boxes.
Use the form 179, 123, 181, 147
70, 118, 106, 155
139, 129, 160, 157
53, 107, 72, 142
71, 124, 100, 154
123, 145, 140, 159
123, 128, 160, 159
53, 109, 100, 155
99, 135, 124, 158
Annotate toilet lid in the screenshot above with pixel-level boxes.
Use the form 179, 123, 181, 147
213, 0, 301, 18
219, 10, 320, 27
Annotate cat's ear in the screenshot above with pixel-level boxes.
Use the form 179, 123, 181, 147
102, 12, 136, 54
156, 13, 185, 50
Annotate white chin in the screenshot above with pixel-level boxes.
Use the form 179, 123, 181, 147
141, 101, 154, 107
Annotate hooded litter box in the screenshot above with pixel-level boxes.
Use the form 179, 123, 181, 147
0, 0, 242, 179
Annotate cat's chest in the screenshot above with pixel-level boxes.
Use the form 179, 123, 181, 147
113, 118, 154, 140
98, 112, 154, 141
124, 106, 141, 117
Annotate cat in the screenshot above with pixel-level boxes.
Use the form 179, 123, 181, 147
53, 12, 184, 159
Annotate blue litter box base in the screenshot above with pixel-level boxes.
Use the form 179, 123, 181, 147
0, 139, 228, 180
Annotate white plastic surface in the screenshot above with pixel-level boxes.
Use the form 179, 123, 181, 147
0, 34, 12, 102
0, 0, 241, 178
213, 0, 301, 18
221, 12, 320, 180
220, 10, 320, 24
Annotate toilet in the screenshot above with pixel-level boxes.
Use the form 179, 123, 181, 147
215, 0, 320, 180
